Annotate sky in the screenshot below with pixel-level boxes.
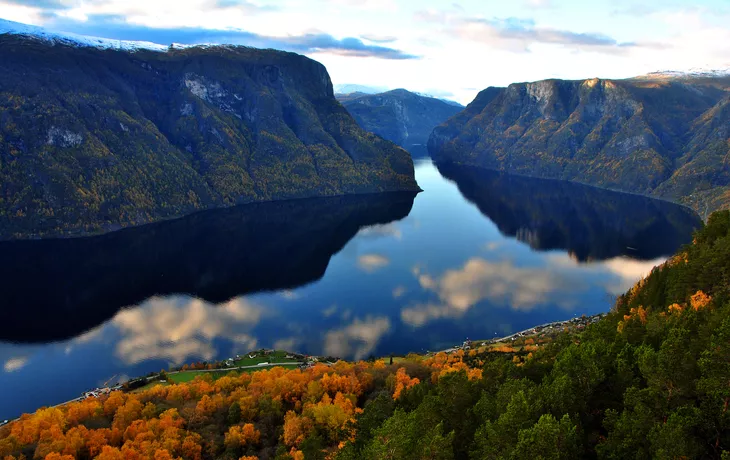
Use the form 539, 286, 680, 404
1, 0, 729, 104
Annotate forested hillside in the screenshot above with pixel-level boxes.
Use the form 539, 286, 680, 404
0, 32, 418, 239
2, 212, 730, 459
429, 76, 730, 215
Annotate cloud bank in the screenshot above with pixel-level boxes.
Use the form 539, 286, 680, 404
414, 9, 656, 54
32, 14, 419, 59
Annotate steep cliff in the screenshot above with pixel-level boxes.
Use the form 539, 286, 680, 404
339, 89, 463, 157
0, 24, 419, 239
429, 76, 730, 215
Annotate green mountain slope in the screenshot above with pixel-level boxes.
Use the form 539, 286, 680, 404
429, 76, 730, 215
0, 35, 419, 239
339, 89, 463, 157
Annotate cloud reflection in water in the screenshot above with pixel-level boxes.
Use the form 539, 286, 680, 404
3, 357, 28, 373
324, 316, 391, 360
112, 296, 261, 366
357, 254, 391, 273
402, 255, 664, 327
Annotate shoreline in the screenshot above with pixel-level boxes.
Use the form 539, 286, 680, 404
431, 312, 607, 355
3, 314, 607, 423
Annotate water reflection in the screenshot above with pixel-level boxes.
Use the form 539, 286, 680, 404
401, 255, 664, 327
323, 316, 392, 360
112, 296, 261, 366
437, 163, 702, 261
0, 161, 702, 419
0, 192, 417, 343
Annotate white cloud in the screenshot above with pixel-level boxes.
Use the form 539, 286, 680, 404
401, 255, 665, 327
280, 290, 300, 300
357, 223, 402, 240
599, 257, 665, 295
327, 0, 397, 11
4, 1, 729, 106
4, 357, 28, 373
483, 241, 501, 251
392, 286, 407, 298
416, 10, 640, 55
272, 337, 300, 352
323, 316, 391, 360
357, 253, 390, 272
524, 0, 551, 8
112, 295, 261, 365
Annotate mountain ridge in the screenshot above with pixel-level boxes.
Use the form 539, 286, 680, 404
0, 26, 419, 239
429, 75, 730, 215
339, 88, 463, 157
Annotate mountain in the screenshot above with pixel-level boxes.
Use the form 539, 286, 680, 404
429, 73, 730, 215
333, 83, 389, 95
339, 89, 463, 157
0, 190, 416, 343
437, 163, 701, 262
0, 20, 419, 239
639, 64, 730, 80
439, 98, 464, 108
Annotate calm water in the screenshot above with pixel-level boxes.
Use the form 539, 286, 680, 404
0, 160, 701, 418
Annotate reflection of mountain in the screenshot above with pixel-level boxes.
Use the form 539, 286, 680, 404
0, 192, 416, 343
437, 163, 702, 261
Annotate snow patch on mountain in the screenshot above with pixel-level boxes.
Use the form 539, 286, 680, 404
0, 18, 169, 52
334, 84, 389, 95
639, 65, 730, 80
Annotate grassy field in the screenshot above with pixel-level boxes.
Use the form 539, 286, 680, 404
168, 370, 233, 384
129, 351, 305, 390
133, 380, 170, 393
167, 362, 303, 383
239, 363, 301, 374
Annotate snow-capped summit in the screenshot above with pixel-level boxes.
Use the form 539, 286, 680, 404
0, 18, 169, 52
639, 64, 730, 80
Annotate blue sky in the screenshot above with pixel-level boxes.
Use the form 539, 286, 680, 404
1, 0, 729, 103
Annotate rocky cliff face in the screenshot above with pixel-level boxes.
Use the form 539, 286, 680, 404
0, 34, 419, 239
339, 89, 463, 157
429, 76, 730, 215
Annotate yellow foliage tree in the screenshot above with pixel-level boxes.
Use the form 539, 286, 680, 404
690, 290, 712, 311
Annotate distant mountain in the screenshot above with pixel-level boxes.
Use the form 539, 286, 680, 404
638, 64, 730, 80
340, 89, 463, 157
0, 20, 419, 239
429, 74, 730, 215
438, 98, 464, 108
333, 83, 389, 95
